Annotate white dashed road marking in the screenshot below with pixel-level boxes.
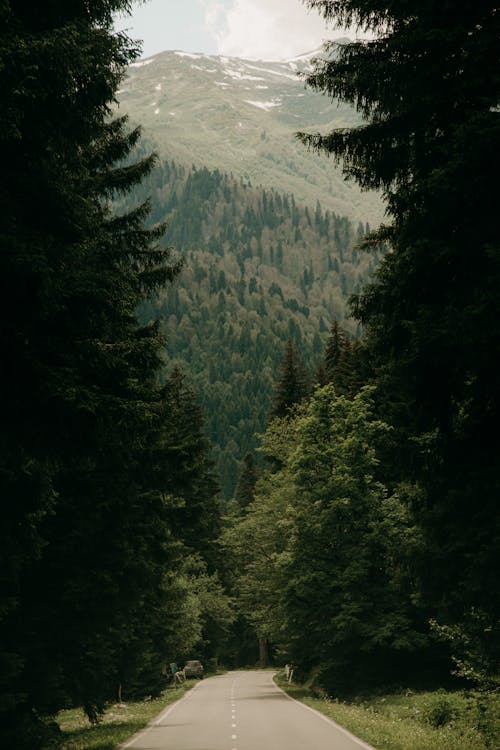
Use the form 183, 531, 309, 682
230, 679, 238, 749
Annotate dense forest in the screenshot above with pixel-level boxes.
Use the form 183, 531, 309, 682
0, 3, 230, 748
1, 1, 498, 749
220, 0, 499, 701
115, 158, 380, 495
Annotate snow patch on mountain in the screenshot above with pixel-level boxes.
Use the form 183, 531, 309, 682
191, 64, 217, 74
285, 48, 323, 63
130, 58, 154, 68
244, 99, 281, 111
174, 51, 203, 59
223, 68, 266, 81
244, 64, 298, 81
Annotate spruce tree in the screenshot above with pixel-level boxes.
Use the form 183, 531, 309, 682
323, 320, 345, 376
270, 338, 309, 419
155, 367, 220, 566
303, 0, 500, 675
234, 452, 260, 510
319, 321, 367, 397
0, 1, 181, 743
332, 336, 354, 395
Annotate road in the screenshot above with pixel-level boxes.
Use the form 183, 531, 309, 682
122, 670, 375, 750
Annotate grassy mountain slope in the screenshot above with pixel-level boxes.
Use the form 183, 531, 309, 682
116, 47, 384, 226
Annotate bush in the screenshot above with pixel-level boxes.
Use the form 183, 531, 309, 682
424, 693, 456, 727
469, 693, 499, 747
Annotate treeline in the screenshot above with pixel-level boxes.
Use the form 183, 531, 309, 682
223, 315, 497, 698
0, 5, 230, 749
116, 159, 381, 496
223, 325, 440, 690
223, 0, 500, 701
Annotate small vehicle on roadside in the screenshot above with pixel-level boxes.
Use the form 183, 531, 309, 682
183, 659, 204, 679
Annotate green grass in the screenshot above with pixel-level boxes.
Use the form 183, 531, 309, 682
274, 673, 499, 750
55, 682, 196, 750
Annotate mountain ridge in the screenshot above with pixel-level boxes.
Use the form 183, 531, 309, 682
116, 45, 384, 226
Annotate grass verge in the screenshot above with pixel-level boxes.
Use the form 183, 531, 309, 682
55, 681, 196, 750
274, 673, 499, 750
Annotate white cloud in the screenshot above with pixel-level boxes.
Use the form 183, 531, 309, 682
202, 0, 340, 60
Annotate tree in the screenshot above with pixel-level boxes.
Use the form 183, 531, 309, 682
270, 338, 309, 418
323, 320, 346, 380
318, 321, 368, 397
221, 417, 299, 666
222, 387, 429, 691
302, 0, 500, 672
283, 386, 426, 693
234, 452, 260, 510
0, 1, 181, 744
155, 367, 221, 565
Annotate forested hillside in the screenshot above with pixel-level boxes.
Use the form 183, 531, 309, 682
116, 158, 380, 495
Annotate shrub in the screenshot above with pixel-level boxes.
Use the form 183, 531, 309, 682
424, 693, 456, 727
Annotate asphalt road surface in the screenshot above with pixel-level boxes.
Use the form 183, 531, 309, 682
122, 670, 375, 750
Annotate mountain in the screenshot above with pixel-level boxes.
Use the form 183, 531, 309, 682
113, 157, 381, 496
113, 47, 384, 497
116, 46, 384, 226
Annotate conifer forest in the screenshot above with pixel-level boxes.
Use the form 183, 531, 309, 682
0, 2, 499, 749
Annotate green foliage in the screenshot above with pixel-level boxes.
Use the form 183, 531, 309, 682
55, 685, 194, 750
302, 0, 500, 684
0, 3, 223, 747
119, 159, 380, 496
222, 385, 429, 691
221, 466, 296, 646
158, 554, 234, 667
271, 338, 310, 418
234, 453, 260, 510
318, 320, 368, 396
155, 367, 221, 565
423, 692, 456, 728
430, 611, 500, 692
284, 386, 426, 692
277, 676, 499, 750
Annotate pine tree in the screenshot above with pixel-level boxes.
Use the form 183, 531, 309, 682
0, 1, 181, 743
270, 338, 309, 419
323, 320, 346, 382
320, 322, 369, 397
332, 336, 354, 395
303, 0, 500, 676
156, 367, 220, 565
315, 362, 329, 387
234, 452, 260, 510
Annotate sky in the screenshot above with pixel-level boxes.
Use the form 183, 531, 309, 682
116, 0, 344, 61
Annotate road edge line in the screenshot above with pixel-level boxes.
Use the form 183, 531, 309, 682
118, 680, 202, 749
272, 673, 377, 750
